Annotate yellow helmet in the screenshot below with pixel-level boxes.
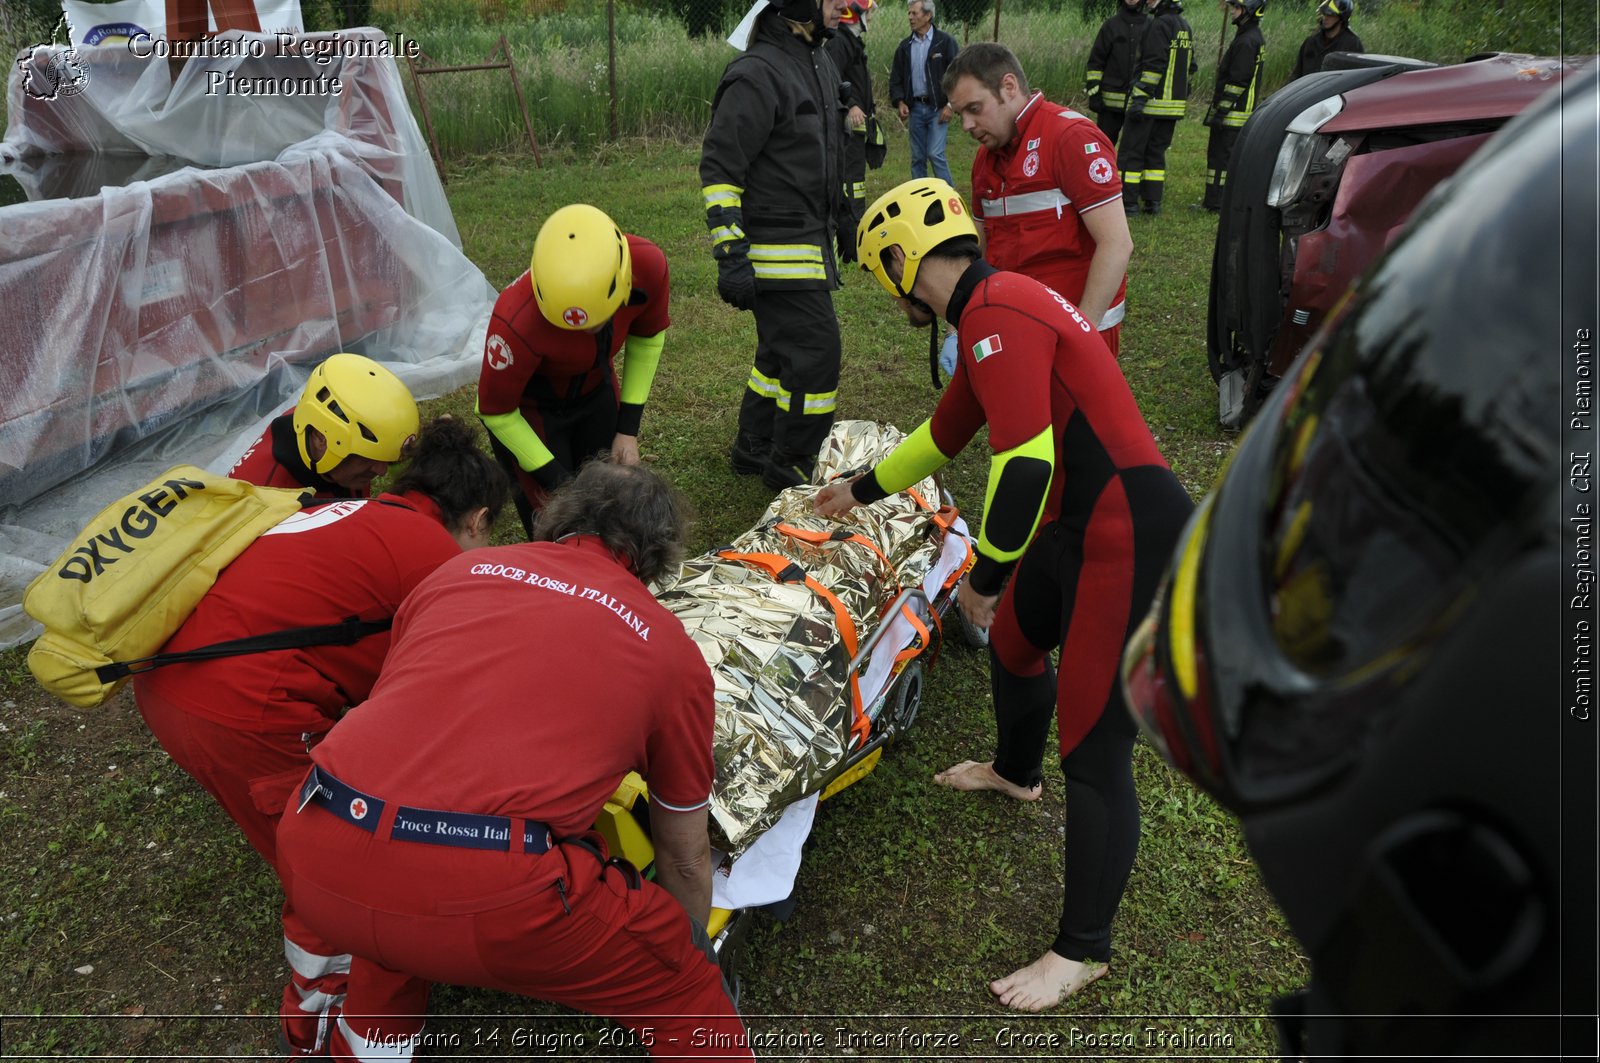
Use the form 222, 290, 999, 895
293, 353, 419, 475
531, 204, 633, 331
857, 178, 978, 298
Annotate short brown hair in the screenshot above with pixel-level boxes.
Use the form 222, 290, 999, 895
532, 455, 689, 585
942, 41, 1030, 100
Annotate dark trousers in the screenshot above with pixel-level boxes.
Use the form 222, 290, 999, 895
844, 130, 868, 231
488, 386, 617, 538
1204, 124, 1241, 209
1119, 114, 1178, 209
737, 288, 841, 475
987, 467, 1194, 962
1094, 107, 1125, 148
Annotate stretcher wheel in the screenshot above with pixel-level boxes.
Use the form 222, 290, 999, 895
951, 586, 992, 649
887, 660, 925, 733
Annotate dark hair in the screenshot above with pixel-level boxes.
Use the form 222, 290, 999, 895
390, 416, 510, 532
928, 234, 982, 264
531, 455, 689, 585
942, 42, 1030, 100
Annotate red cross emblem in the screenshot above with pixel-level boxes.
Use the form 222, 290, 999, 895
562, 306, 589, 328
349, 798, 368, 820
486, 334, 513, 371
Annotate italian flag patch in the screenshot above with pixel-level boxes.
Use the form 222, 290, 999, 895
971, 334, 1003, 361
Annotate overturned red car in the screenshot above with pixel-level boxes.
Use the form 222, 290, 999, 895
1207, 50, 1590, 427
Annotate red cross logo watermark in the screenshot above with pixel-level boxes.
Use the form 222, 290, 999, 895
562, 306, 589, 328
349, 798, 369, 820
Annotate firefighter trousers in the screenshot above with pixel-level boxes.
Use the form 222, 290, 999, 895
1204, 125, 1242, 209
736, 288, 841, 478
1119, 114, 1178, 209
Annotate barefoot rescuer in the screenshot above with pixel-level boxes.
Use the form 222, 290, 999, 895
815, 178, 1191, 1010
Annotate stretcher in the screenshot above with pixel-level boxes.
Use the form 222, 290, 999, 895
592, 420, 984, 973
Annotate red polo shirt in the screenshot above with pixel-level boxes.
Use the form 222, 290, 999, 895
971, 93, 1127, 327
138, 492, 459, 733
311, 536, 715, 837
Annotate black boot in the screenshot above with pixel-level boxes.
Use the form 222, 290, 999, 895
760, 455, 813, 491
730, 434, 769, 476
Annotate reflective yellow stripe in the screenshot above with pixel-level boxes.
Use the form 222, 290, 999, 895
1144, 169, 1166, 181
1086, 70, 1104, 83
702, 183, 742, 209
753, 262, 828, 280
1101, 90, 1127, 108
801, 390, 837, 414
709, 225, 743, 245
750, 243, 823, 261
750, 242, 826, 280
746, 367, 782, 399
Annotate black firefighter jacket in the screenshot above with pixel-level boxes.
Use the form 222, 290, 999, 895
701, 14, 846, 291
1086, 5, 1149, 113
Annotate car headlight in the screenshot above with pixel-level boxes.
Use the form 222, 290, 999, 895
1266, 96, 1346, 209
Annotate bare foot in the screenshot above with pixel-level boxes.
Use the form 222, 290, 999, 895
932, 759, 1041, 801
989, 951, 1109, 1012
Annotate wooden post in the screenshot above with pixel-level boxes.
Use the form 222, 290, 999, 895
991, 0, 1002, 43
608, 0, 620, 141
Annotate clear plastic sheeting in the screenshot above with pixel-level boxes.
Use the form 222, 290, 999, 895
0, 28, 496, 649
656, 420, 970, 855
3, 28, 454, 237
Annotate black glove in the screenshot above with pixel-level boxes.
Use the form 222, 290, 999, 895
715, 245, 758, 311
836, 227, 857, 264
1085, 84, 1102, 112
1128, 93, 1147, 116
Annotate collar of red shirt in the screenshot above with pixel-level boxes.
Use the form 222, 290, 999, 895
996, 91, 1047, 160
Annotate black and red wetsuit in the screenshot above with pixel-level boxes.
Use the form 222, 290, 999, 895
852, 261, 1193, 962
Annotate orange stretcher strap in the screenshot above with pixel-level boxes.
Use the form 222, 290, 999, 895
774, 522, 902, 608
717, 550, 872, 747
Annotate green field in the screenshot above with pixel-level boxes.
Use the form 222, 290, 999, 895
0, 0, 1592, 1055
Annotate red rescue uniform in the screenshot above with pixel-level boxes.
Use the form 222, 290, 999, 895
971, 93, 1128, 355
856, 262, 1191, 964
229, 408, 364, 500
477, 236, 670, 523
132, 492, 463, 1054
277, 536, 750, 1062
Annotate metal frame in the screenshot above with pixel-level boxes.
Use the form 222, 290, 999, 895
405, 35, 542, 182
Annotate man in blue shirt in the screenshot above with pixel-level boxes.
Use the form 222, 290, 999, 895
889, 0, 960, 183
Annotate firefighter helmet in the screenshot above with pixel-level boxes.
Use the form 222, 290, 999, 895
293, 353, 419, 475
856, 178, 978, 298
839, 0, 875, 24
1316, 0, 1352, 19
1229, 0, 1266, 19
530, 204, 633, 332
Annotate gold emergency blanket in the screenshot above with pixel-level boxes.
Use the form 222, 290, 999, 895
656, 420, 953, 853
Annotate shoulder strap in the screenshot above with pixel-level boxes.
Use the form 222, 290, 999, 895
94, 616, 393, 684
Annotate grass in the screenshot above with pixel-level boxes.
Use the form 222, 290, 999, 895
0, 113, 1315, 1056
0, 4, 1590, 1056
